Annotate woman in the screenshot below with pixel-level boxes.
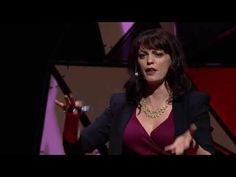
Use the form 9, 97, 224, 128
56, 28, 214, 155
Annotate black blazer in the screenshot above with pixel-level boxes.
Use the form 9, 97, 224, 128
64, 91, 215, 155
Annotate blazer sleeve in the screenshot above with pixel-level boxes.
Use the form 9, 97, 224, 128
63, 94, 119, 154
188, 92, 215, 154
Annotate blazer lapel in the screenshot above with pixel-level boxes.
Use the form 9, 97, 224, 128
173, 98, 189, 137
109, 103, 136, 155
119, 103, 136, 134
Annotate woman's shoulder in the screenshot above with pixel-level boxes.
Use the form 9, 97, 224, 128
186, 90, 209, 99
184, 90, 210, 104
110, 92, 127, 104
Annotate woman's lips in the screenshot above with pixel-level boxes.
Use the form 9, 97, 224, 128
145, 68, 157, 75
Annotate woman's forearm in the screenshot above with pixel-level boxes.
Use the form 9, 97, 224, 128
63, 112, 81, 143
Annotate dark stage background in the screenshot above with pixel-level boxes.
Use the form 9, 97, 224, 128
1, 21, 235, 154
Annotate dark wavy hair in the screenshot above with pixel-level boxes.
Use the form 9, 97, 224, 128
124, 28, 192, 105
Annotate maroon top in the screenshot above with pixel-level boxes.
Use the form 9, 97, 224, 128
123, 110, 175, 155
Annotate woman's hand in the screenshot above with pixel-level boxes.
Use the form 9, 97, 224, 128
55, 94, 83, 115
55, 94, 84, 143
164, 124, 197, 155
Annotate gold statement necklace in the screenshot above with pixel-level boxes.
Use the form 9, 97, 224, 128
139, 98, 168, 119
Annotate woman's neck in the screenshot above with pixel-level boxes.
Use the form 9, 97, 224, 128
144, 81, 171, 106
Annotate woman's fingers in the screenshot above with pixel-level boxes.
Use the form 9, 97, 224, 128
55, 99, 65, 108
175, 148, 184, 155
55, 94, 83, 113
65, 94, 77, 108
164, 144, 174, 152
165, 141, 185, 155
64, 94, 76, 107
64, 95, 71, 106
75, 100, 83, 108
69, 94, 76, 107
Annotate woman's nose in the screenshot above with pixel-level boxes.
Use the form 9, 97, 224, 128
147, 55, 154, 64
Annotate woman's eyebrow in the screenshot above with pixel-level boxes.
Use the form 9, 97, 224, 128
138, 49, 148, 53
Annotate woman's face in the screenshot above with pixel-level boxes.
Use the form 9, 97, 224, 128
137, 47, 171, 85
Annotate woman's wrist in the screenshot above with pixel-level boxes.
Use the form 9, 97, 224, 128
63, 112, 81, 143
184, 134, 199, 155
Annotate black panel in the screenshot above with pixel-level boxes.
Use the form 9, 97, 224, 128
51, 23, 105, 65
0, 23, 53, 154
176, 23, 236, 66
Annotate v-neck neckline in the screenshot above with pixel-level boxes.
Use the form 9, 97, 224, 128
135, 109, 173, 137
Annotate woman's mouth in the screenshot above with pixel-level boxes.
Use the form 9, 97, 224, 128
145, 68, 157, 75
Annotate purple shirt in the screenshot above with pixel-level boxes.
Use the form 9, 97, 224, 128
123, 110, 175, 155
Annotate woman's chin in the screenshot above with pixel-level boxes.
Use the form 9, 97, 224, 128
145, 79, 163, 85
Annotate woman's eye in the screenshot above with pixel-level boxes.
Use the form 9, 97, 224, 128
138, 54, 146, 59
154, 52, 164, 57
